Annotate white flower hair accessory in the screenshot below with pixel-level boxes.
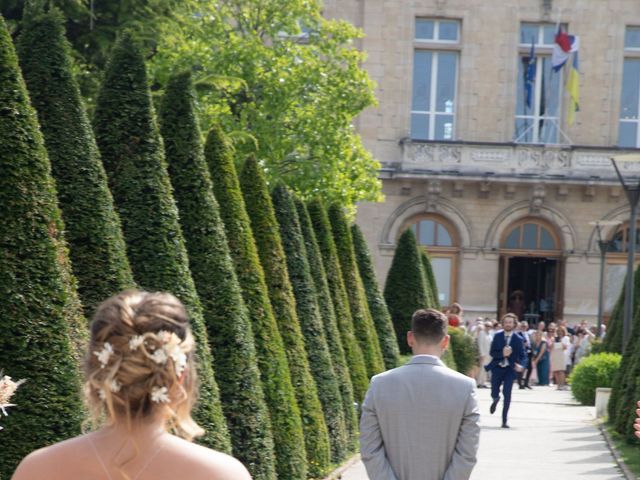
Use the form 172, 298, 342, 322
94, 342, 114, 368
0, 375, 25, 425
151, 348, 168, 365
166, 344, 187, 377
129, 336, 144, 351
151, 386, 170, 404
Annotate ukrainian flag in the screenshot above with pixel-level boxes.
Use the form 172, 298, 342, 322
567, 52, 580, 126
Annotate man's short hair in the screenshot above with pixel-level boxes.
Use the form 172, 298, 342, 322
411, 309, 448, 344
502, 313, 518, 323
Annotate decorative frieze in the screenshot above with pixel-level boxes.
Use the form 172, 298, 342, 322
400, 140, 630, 181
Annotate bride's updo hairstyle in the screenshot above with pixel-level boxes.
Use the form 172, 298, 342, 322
84, 290, 204, 440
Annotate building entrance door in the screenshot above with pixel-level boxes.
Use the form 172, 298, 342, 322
498, 255, 564, 325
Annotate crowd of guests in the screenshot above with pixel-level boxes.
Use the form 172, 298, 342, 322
444, 304, 606, 390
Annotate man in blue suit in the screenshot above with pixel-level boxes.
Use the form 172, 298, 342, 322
486, 313, 527, 428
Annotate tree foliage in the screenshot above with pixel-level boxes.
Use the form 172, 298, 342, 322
240, 156, 331, 478
307, 199, 369, 403
17, 8, 135, 317
384, 229, 430, 355
159, 71, 275, 478
93, 33, 231, 452
205, 125, 307, 480
351, 223, 400, 370
295, 199, 358, 444
149, 0, 381, 209
328, 204, 385, 378
0, 15, 84, 475
272, 185, 349, 463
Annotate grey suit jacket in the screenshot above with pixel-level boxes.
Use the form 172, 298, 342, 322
360, 355, 480, 480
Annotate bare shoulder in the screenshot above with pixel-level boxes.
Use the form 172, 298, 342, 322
163, 435, 252, 480
12, 435, 91, 479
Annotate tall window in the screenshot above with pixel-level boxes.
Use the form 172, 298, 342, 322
514, 23, 564, 144
411, 19, 460, 141
618, 27, 640, 147
408, 215, 459, 305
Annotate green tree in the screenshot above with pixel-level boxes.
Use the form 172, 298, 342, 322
17, 8, 135, 317
328, 205, 385, 377
150, 0, 381, 209
272, 185, 349, 462
0, 15, 84, 476
420, 251, 441, 309
295, 199, 358, 443
240, 156, 331, 477
351, 223, 400, 370
384, 229, 430, 355
159, 71, 275, 478
307, 199, 369, 403
205, 125, 307, 480
92, 33, 230, 453
2, 0, 193, 112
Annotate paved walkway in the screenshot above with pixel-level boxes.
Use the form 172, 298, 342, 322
340, 386, 624, 480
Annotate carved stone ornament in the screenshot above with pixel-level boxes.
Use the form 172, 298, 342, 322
438, 145, 462, 164
409, 143, 436, 164
425, 180, 442, 212
530, 184, 546, 214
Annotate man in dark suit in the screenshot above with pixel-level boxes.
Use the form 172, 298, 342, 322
486, 313, 527, 428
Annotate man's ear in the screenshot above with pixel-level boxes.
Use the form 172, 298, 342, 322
407, 331, 414, 349
440, 334, 450, 351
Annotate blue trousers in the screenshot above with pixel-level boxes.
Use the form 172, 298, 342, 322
490, 367, 516, 424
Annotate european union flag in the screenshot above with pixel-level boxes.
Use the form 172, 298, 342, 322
523, 39, 536, 110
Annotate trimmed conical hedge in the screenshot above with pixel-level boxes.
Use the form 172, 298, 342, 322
272, 185, 349, 463
205, 125, 307, 480
351, 224, 400, 370
0, 15, 84, 476
295, 199, 359, 443
610, 305, 640, 440
420, 251, 441, 309
17, 9, 135, 318
384, 229, 430, 355
93, 33, 230, 453
159, 71, 275, 478
328, 205, 385, 378
240, 156, 331, 478
307, 199, 369, 403
606, 266, 640, 439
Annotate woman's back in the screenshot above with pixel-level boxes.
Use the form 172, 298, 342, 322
13, 430, 250, 480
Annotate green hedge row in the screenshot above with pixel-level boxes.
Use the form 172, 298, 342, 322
206, 127, 307, 479
17, 10, 135, 318
295, 199, 359, 444
159, 71, 275, 478
329, 205, 385, 378
307, 199, 370, 403
351, 224, 400, 370
93, 33, 231, 452
0, 15, 84, 476
272, 185, 349, 463
240, 157, 331, 478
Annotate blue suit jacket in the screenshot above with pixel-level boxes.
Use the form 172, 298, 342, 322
486, 330, 527, 372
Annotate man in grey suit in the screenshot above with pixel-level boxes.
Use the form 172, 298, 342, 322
360, 308, 480, 480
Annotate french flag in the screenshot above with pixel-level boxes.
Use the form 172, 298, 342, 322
552, 27, 579, 71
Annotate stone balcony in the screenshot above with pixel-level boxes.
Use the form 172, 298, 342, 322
390, 139, 640, 184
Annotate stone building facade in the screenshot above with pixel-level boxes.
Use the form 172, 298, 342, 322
323, 0, 640, 323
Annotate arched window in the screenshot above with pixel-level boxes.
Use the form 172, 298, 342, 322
607, 223, 640, 253
405, 215, 459, 306
410, 218, 454, 246
502, 220, 559, 251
